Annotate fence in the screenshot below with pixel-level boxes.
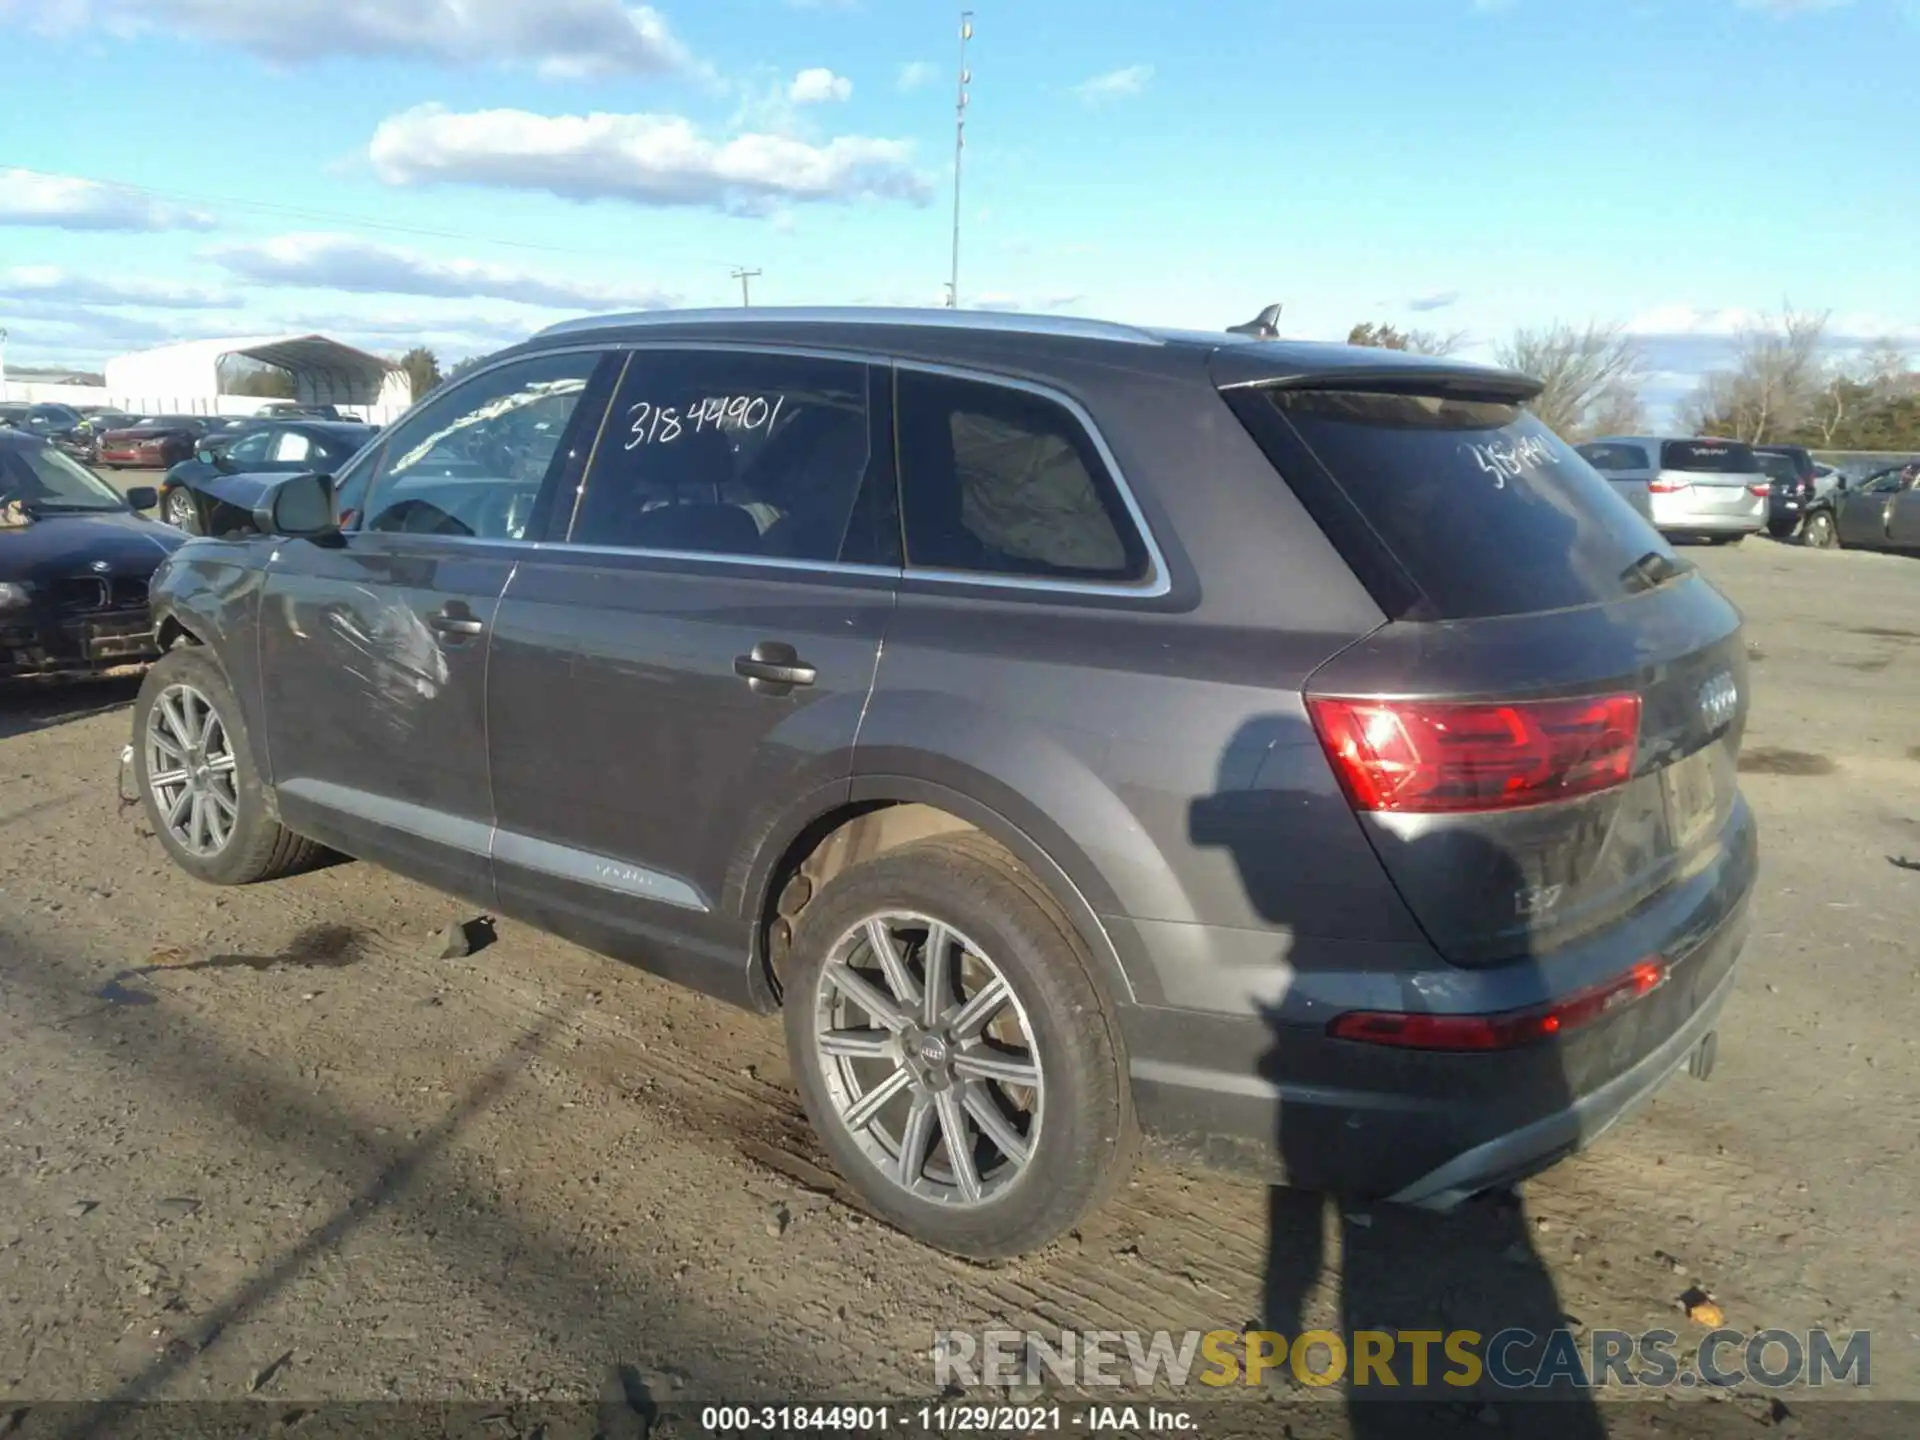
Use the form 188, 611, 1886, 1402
1, 378, 408, 426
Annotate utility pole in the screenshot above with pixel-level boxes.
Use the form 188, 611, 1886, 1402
949, 10, 973, 308
730, 267, 761, 307
0, 327, 8, 401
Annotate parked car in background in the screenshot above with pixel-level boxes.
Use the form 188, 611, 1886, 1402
1754, 449, 1812, 538
0, 430, 184, 680
59, 410, 142, 464
1578, 435, 1768, 543
132, 309, 1753, 1258
1800, 464, 1920, 553
196, 416, 260, 462
1811, 462, 1843, 498
0, 403, 86, 444
97, 415, 211, 470
158, 418, 378, 533
253, 402, 347, 421
1572, 440, 1655, 521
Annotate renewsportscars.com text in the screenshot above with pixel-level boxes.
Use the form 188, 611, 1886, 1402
933, 1327, 1871, 1392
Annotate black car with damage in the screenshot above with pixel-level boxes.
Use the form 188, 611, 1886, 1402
159, 419, 378, 534
0, 431, 185, 680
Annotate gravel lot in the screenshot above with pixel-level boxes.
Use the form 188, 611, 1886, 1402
0, 537, 1915, 1434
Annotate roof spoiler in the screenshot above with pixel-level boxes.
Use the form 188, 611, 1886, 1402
1226, 303, 1283, 340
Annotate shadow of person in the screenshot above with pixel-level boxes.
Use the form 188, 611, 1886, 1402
1191, 717, 1608, 1436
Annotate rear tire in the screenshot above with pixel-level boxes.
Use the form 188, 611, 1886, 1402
783, 834, 1135, 1258
1803, 512, 1839, 549
1767, 519, 1798, 539
133, 647, 324, 886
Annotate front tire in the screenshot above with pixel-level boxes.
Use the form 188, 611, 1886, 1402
1803, 512, 1839, 549
161, 486, 203, 535
783, 835, 1135, 1258
133, 647, 324, 885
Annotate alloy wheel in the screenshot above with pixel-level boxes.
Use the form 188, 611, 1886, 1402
163, 489, 199, 533
812, 912, 1043, 1207
145, 683, 239, 857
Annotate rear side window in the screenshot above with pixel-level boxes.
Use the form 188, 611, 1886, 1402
570, 350, 879, 564
895, 368, 1147, 583
1575, 442, 1650, 472
1229, 389, 1683, 621
1662, 440, 1757, 473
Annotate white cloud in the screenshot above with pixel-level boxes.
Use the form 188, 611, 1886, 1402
1408, 290, 1462, 312
0, 267, 231, 308
205, 232, 675, 310
789, 67, 853, 104
1071, 64, 1153, 104
17, 0, 690, 79
0, 169, 215, 232
368, 104, 932, 214
895, 60, 937, 92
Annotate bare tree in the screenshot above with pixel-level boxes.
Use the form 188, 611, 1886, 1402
1587, 379, 1646, 437
1406, 328, 1468, 357
1683, 306, 1830, 442
1346, 321, 1467, 357
1493, 321, 1644, 439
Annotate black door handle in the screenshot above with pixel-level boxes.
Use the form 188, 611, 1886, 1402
735, 641, 816, 693
430, 611, 485, 638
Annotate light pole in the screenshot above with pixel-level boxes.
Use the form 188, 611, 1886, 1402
948, 10, 973, 309
0, 327, 8, 402
730, 267, 761, 307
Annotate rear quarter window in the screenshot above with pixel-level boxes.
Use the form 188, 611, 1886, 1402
1661, 440, 1758, 473
1575, 442, 1650, 472
1228, 388, 1683, 620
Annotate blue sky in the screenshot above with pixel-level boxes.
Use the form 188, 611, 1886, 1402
0, 0, 1913, 417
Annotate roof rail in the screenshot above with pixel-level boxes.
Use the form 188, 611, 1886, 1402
531, 305, 1166, 346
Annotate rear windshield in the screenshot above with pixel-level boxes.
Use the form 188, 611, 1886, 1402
1755, 452, 1799, 481
1662, 440, 1757, 473
1230, 388, 1687, 620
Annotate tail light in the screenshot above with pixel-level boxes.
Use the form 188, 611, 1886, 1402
1307, 693, 1641, 815
1747, 483, 1770, 497
1648, 478, 1688, 494
1329, 957, 1670, 1050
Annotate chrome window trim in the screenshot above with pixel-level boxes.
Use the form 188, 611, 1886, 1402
346, 340, 1175, 601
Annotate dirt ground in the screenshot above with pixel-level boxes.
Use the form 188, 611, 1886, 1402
0, 537, 1915, 1435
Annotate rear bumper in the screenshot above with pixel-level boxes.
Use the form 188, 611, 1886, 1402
1121, 799, 1755, 1203
1650, 495, 1766, 535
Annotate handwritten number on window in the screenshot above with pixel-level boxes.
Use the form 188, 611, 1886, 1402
625, 394, 787, 450
1464, 435, 1556, 489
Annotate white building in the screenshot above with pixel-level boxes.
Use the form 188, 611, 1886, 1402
102, 334, 411, 421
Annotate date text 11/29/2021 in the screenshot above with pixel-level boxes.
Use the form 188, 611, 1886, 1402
701, 1404, 1198, 1434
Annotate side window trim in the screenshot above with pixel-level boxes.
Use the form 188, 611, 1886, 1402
889, 359, 1172, 601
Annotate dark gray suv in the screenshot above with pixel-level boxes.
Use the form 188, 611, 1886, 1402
133, 308, 1756, 1258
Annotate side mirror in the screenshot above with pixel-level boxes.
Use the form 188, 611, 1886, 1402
255, 472, 338, 539
125, 486, 159, 512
